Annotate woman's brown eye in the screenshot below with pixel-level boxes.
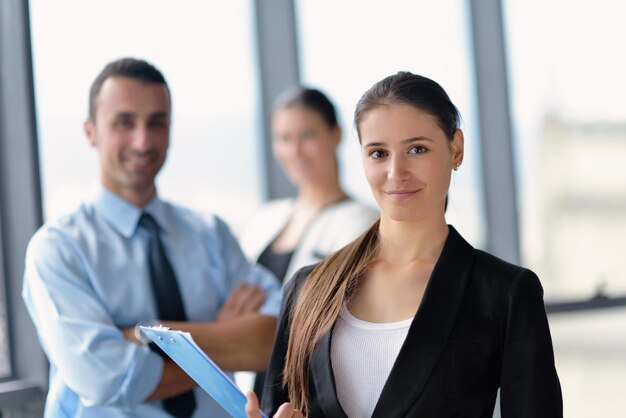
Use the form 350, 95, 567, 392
409, 145, 427, 154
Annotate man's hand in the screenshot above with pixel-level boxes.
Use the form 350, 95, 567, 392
122, 326, 140, 344
216, 283, 266, 322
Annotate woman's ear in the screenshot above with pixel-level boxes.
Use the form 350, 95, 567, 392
451, 129, 464, 168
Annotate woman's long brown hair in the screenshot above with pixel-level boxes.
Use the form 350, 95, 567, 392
283, 220, 380, 414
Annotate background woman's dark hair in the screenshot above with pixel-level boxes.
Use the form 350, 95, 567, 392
354, 71, 460, 141
272, 86, 338, 128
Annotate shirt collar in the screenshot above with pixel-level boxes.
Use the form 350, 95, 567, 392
93, 187, 168, 238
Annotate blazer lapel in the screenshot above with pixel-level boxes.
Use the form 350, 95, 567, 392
311, 331, 349, 418
371, 226, 475, 417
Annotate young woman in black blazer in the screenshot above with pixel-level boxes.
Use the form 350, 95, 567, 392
246, 72, 563, 418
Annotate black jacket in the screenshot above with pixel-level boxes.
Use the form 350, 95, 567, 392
261, 226, 562, 418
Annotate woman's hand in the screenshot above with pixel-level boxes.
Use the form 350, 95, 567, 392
246, 391, 304, 418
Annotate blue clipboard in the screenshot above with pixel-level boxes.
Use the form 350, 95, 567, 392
141, 326, 267, 418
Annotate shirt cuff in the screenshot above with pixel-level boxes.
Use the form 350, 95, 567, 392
118, 347, 164, 407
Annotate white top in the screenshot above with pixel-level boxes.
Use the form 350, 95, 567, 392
331, 305, 413, 418
238, 198, 379, 285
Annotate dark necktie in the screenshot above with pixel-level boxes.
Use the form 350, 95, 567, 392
139, 213, 196, 418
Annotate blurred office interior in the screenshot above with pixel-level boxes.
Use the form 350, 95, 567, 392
1, 1, 625, 416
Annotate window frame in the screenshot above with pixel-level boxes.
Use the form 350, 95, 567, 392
0, 0, 47, 408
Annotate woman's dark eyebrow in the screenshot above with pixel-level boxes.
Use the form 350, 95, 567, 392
363, 141, 385, 148
402, 136, 433, 144
364, 136, 433, 148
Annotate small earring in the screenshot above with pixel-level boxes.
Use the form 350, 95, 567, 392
454, 162, 461, 171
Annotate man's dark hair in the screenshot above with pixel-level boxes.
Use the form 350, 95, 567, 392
88, 57, 170, 121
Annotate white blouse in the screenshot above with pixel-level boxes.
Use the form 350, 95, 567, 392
331, 305, 413, 418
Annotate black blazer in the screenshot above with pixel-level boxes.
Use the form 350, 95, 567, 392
261, 226, 562, 418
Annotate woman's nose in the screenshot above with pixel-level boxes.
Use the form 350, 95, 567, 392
289, 138, 304, 157
388, 154, 409, 182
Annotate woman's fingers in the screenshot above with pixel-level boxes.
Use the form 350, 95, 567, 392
246, 392, 304, 418
245, 391, 263, 418
276, 402, 304, 418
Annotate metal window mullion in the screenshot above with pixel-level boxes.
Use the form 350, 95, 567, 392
252, 0, 300, 200
469, 0, 520, 265
0, 0, 47, 392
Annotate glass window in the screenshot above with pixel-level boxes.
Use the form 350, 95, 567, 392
504, 0, 626, 300
0, 222, 11, 378
505, 1, 626, 416
295, 0, 486, 248
548, 307, 626, 417
29, 0, 262, 229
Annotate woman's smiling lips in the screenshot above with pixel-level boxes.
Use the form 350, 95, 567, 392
385, 189, 419, 200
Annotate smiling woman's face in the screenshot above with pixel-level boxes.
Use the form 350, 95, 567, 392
359, 103, 463, 223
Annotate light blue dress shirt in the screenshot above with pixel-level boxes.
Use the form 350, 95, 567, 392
22, 188, 281, 418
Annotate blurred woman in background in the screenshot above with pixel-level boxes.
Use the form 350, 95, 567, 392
239, 86, 378, 288
238, 86, 378, 399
